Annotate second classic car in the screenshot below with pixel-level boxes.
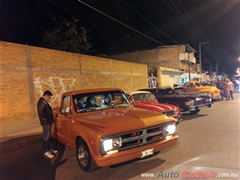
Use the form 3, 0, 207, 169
138, 87, 213, 114
52, 88, 179, 172
183, 81, 221, 100
125, 91, 182, 124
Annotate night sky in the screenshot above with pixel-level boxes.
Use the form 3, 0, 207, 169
1, 0, 239, 75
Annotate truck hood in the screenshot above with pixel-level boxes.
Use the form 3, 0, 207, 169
75, 107, 174, 135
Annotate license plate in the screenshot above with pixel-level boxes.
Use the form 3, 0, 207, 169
141, 148, 154, 158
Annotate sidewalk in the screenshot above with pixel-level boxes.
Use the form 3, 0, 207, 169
0, 123, 42, 154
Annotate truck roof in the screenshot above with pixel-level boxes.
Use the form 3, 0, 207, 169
62, 88, 123, 96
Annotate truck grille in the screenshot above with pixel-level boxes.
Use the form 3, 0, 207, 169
197, 97, 211, 105
101, 124, 170, 154
196, 99, 203, 105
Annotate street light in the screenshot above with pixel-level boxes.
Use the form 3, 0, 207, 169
199, 42, 209, 74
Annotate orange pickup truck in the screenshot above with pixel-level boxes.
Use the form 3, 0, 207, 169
51, 88, 179, 172
183, 81, 221, 100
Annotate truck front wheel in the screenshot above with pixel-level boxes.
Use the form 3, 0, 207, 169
76, 139, 98, 172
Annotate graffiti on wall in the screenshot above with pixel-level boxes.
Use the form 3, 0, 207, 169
34, 76, 76, 104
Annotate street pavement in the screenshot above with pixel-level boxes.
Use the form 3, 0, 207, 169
0, 123, 42, 154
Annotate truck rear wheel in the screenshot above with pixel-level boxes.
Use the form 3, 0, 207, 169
76, 139, 98, 172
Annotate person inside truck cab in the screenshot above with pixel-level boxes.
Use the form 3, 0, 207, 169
75, 96, 86, 110
102, 93, 114, 107
85, 95, 98, 108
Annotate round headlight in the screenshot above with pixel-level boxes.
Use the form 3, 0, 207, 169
112, 137, 122, 148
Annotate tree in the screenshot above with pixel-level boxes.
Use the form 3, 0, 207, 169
41, 16, 93, 54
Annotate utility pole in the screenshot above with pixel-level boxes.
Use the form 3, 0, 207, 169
216, 62, 218, 78
187, 47, 191, 81
199, 42, 209, 76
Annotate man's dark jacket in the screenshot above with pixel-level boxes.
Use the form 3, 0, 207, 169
37, 97, 54, 125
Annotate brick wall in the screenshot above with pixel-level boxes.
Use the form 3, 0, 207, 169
0, 41, 148, 133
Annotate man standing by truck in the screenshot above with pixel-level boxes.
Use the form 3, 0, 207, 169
37, 90, 58, 158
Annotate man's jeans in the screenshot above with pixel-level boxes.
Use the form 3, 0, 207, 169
42, 124, 52, 152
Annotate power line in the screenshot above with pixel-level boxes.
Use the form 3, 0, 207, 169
78, 0, 166, 46
170, 1, 220, 69
1, 10, 44, 35
202, 53, 216, 69
122, 0, 181, 61
176, 1, 220, 64
123, 0, 180, 45
163, 0, 202, 41
177, 0, 208, 42
48, 0, 142, 51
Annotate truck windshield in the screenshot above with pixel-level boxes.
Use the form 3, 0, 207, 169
195, 82, 201, 87
73, 90, 131, 112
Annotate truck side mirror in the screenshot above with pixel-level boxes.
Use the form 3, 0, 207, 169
60, 108, 65, 114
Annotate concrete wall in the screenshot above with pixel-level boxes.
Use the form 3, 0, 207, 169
0, 41, 148, 133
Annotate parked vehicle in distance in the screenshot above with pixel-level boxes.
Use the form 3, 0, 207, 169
125, 91, 182, 124
174, 87, 212, 97
183, 81, 221, 100
52, 88, 179, 172
138, 87, 213, 114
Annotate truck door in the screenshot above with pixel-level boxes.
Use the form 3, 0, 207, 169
55, 95, 72, 146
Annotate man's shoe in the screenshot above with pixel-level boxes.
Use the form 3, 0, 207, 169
44, 151, 54, 159
50, 149, 58, 154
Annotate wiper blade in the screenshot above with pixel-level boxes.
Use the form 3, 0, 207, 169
112, 104, 130, 108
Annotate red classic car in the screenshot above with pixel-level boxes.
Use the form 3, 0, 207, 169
126, 91, 182, 124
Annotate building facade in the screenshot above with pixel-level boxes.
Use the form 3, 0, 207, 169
109, 44, 202, 87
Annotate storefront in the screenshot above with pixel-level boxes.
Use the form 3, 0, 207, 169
158, 67, 184, 87
180, 73, 202, 85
